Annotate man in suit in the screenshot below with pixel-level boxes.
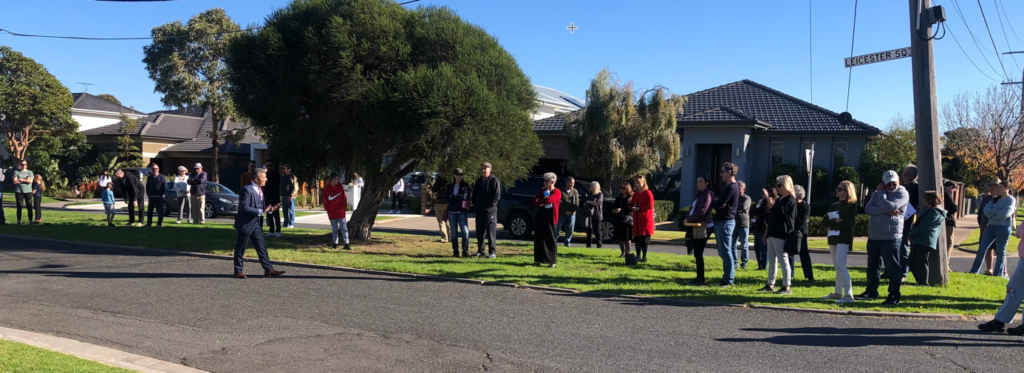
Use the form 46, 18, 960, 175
115, 169, 146, 227
233, 167, 285, 279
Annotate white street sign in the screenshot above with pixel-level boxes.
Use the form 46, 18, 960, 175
844, 47, 911, 68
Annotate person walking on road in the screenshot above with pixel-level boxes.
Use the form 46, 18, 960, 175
907, 191, 946, 286
280, 164, 298, 228
31, 174, 44, 224
232, 167, 285, 279
102, 182, 116, 227
115, 169, 145, 227
760, 175, 797, 295
390, 177, 405, 214
173, 166, 191, 224
822, 180, 858, 303
613, 183, 634, 258
684, 175, 715, 286
631, 175, 655, 264
533, 172, 561, 268
856, 170, 909, 305
787, 185, 814, 282
323, 173, 350, 250
733, 181, 751, 270
144, 163, 167, 227
556, 177, 580, 248
712, 163, 740, 285
446, 168, 472, 257
188, 163, 208, 225
473, 162, 501, 257
429, 171, 451, 243
943, 181, 960, 273
12, 160, 35, 225
263, 160, 282, 236
969, 180, 1016, 278
583, 181, 604, 249
750, 185, 777, 270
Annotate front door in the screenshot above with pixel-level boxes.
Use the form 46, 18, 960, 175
694, 144, 732, 197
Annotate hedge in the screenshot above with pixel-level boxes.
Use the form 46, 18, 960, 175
654, 200, 674, 223
678, 204, 870, 237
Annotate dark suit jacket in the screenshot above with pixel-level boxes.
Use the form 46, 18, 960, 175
120, 172, 145, 200
234, 184, 264, 233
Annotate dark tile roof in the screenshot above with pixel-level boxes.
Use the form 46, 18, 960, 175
531, 80, 880, 134
83, 106, 264, 154
160, 137, 253, 155
71, 93, 146, 115
150, 106, 205, 117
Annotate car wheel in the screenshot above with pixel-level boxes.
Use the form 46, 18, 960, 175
600, 220, 615, 242
507, 213, 532, 238
205, 202, 217, 219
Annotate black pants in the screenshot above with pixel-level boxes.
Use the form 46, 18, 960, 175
788, 233, 814, 280
233, 227, 274, 274
126, 194, 145, 224
476, 210, 497, 254
910, 244, 932, 286
689, 235, 709, 282
146, 196, 165, 226
0, 194, 5, 224
33, 194, 41, 221
391, 192, 405, 211
15, 193, 33, 222
635, 235, 651, 259
265, 196, 281, 234
585, 219, 603, 248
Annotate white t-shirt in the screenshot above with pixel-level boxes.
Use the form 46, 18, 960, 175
98, 175, 112, 188
393, 179, 405, 193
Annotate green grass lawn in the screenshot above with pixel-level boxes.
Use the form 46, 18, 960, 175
958, 205, 1024, 253
653, 229, 866, 251
1, 195, 62, 205
0, 340, 135, 373
63, 201, 103, 207
0, 207, 1008, 316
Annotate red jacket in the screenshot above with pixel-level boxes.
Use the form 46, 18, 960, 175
632, 189, 655, 236
532, 188, 561, 223
323, 183, 347, 220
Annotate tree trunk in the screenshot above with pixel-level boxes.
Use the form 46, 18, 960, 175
347, 180, 389, 241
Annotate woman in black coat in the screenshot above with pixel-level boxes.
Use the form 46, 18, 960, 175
787, 185, 814, 281
613, 183, 634, 257
583, 181, 605, 248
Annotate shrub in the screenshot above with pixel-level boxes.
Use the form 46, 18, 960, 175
654, 200, 674, 223
832, 166, 860, 188
964, 185, 979, 198
767, 163, 799, 185
807, 214, 869, 237
798, 166, 829, 199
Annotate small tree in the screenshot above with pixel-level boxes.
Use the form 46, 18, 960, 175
0, 46, 78, 165
143, 8, 246, 183
563, 68, 684, 182
767, 163, 799, 185
859, 115, 916, 188
96, 94, 121, 106
116, 111, 144, 168
832, 165, 861, 188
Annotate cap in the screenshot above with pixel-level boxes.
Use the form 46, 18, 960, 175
882, 170, 899, 184
178, 166, 187, 172
453, 168, 464, 175
482, 162, 492, 168
194, 163, 202, 169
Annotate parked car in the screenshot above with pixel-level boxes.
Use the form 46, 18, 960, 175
163, 181, 239, 219
112, 168, 153, 199
403, 171, 439, 206
497, 176, 617, 242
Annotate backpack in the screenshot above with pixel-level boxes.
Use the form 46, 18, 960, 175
625, 253, 639, 266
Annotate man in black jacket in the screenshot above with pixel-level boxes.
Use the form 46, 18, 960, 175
263, 160, 282, 237
145, 163, 168, 227
116, 169, 145, 227
944, 180, 960, 272
188, 163, 208, 224
472, 162, 501, 258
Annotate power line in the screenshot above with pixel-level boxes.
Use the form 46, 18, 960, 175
0, 26, 263, 41
845, 0, 858, 112
991, 0, 1021, 71
809, 0, 813, 103
975, 0, 1010, 80
997, 0, 1024, 43
949, 0, 1006, 79
944, 22, 1001, 81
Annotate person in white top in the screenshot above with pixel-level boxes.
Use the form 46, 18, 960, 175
351, 173, 364, 211
98, 171, 113, 189
389, 178, 406, 214
173, 166, 191, 223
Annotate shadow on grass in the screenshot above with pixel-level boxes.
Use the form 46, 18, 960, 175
717, 327, 1022, 347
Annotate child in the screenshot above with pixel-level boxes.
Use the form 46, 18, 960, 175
101, 183, 116, 227
906, 191, 947, 286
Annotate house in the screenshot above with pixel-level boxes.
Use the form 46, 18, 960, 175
71, 92, 148, 132
532, 85, 584, 120
82, 106, 266, 190
531, 79, 882, 207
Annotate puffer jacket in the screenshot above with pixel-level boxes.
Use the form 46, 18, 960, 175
864, 186, 910, 240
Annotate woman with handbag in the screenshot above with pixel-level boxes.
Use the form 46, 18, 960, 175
759, 175, 797, 295
631, 175, 656, 263
684, 175, 715, 286
584, 181, 604, 248
613, 183, 634, 258
532, 172, 562, 268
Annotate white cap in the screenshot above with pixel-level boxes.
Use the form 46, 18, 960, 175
194, 163, 203, 169
882, 170, 899, 184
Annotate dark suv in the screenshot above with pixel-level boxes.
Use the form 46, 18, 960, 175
403, 172, 438, 206
497, 176, 617, 242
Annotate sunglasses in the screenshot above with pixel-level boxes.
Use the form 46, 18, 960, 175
775, 184, 783, 188
455, 173, 464, 176
836, 188, 845, 192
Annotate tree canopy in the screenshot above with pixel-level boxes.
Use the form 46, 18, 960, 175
0, 46, 79, 165
941, 85, 1024, 190
227, 0, 542, 239
563, 68, 683, 182
859, 115, 917, 188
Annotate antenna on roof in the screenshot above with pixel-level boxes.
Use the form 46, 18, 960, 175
76, 82, 95, 92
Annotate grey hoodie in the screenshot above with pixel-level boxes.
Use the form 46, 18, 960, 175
865, 186, 910, 241
983, 195, 1017, 227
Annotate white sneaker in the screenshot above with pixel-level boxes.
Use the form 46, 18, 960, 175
176, 220, 182, 224
821, 293, 841, 300
287, 225, 295, 229
388, 210, 394, 214
836, 297, 855, 304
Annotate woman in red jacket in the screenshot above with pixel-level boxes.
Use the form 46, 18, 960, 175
532, 172, 562, 268
322, 173, 349, 250
631, 175, 656, 263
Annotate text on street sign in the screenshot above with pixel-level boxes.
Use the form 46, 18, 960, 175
844, 47, 911, 68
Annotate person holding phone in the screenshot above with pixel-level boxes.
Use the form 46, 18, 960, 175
533, 173, 561, 268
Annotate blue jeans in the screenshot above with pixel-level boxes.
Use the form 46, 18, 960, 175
970, 224, 1012, 275
753, 231, 768, 269
714, 220, 737, 284
733, 226, 750, 267
448, 210, 470, 253
996, 260, 1024, 323
865, 239, 902, 298
557, 214, 576, 246
282, 197, 295, 226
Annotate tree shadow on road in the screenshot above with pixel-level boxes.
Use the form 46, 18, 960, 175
717, 326, 1024, 347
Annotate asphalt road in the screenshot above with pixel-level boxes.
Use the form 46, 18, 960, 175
1, 236, 1023, 373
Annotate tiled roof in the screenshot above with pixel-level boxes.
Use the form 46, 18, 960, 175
150, 106, 205, 117
83, 106, 264, 153
531, 80, 880, 134
71, 93, 146, 115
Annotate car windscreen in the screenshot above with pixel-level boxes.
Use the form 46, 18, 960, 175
409, 175, 427, 184
506, 178, 545, 196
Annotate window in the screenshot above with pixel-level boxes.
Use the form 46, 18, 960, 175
770, 142, 784, 167
833, 142, 848, 172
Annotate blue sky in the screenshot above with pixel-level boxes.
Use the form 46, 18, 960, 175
3, 0, 1023, 130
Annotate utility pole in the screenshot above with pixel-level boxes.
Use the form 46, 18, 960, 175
1001, 51, 1024, 118
910, 0, 947, 285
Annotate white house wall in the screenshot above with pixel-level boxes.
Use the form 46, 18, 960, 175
73, 113, 125, 132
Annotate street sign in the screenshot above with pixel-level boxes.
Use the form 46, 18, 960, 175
844, 47, 911, 68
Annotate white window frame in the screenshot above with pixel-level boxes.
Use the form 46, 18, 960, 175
770, 142, 784, 167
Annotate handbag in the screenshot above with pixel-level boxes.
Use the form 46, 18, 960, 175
685, 222, 707, 240
625, 253, 639, 265
623, 214, 633, 225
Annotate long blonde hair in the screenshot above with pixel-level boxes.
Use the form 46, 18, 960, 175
776, 175, 795, 196
590, 181, 602, 195
838, 180, 858, 204
34, 174, 46, 192
634, 175, 649, 192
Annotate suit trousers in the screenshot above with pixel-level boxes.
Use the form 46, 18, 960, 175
233, 226, 274, 274
126, 194, 144, 224
146, 196, 165, 226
